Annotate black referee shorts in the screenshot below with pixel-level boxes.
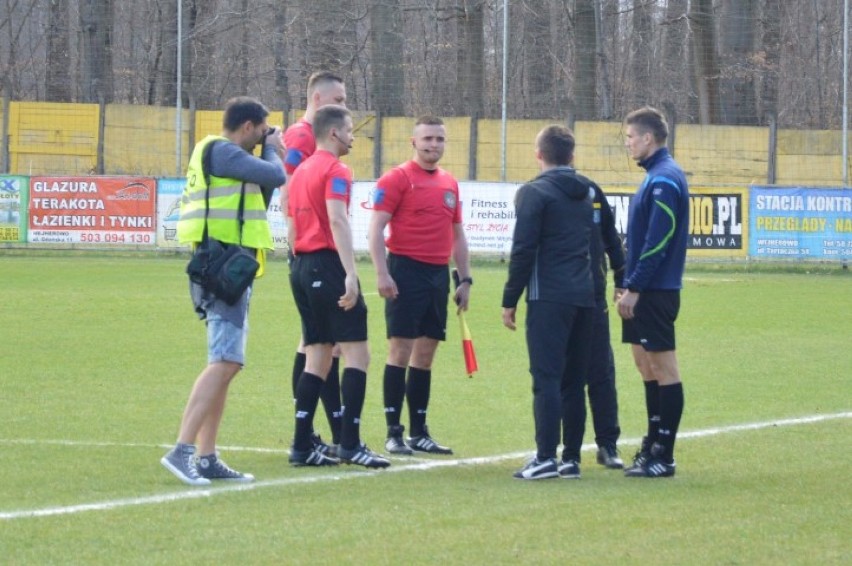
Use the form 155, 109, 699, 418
621, 290, 680, 352
385, 253, 449, 341
290, 250, 368, 345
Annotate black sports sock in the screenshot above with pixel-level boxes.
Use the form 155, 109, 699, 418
293, 372, 324, 452
643, 380, 660, 445
383, 364, 407, 428
657, 382, 684, 463
406, 367, 432, 436
340, 368, 367, 450
320, 357, 343, 444
291, 352, 307, 401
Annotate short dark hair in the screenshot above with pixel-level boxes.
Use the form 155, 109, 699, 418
536, 125, 575, 166
307, 71, 344, 95
314, 105, 351, 140
222, 96, 269, 132
415, 115, 444, 127
625, 106, 668, 143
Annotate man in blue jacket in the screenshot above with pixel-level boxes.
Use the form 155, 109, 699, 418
618, 106, 689, 478
502, 124, 595, 480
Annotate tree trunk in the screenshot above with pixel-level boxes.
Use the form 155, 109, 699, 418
457, 0, 485, 117
719, 0, 757, 124
370, 1, 405, 116
661, 0, 693, 122
273, 1, 293, 114
758, 0, 781, 125
629, 0, 653, 107
573, 0, 596, 120
522, 0, 553, 118
594, 0, 612, 120
79, 0, 115, 103
690, 0, 720, 124
46, 0, 71, 102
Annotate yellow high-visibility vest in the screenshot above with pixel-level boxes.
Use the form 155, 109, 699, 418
177, 135, 273, 276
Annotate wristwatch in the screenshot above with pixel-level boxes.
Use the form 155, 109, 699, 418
460, 277, 473, 286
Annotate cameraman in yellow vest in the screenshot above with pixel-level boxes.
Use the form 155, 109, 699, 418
161, 96, 286, 486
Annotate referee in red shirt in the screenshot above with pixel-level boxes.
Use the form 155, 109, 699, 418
287, 105, 389, 469
279, 71, 347, 456
368, 116, 473, 455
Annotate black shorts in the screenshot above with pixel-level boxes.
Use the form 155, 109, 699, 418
621, 290, 680, 352
290, 250, 368, 345
385, 253, 449, 341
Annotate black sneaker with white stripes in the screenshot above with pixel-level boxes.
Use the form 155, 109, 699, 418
624, 457, 676, 478
289, 446, 340, 467
338, 443, 391, 468
385, 425, 414, 455
406, 425, 453, 455
625, 443, 675, 478
311, 433, 339, 459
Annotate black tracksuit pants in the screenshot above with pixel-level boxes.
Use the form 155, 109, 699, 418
525, 301, 593, 461
561, 298, 621, 461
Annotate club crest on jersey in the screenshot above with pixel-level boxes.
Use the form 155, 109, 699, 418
443, 190, 457, 208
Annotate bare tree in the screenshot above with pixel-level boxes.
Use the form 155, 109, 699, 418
456, 0, 485, 117
46, 0, 72, 102
628, 0, 653, 108
273, 1, 293, 113
719, 0, 758, 125
690, 0, 720, 124
520, 0, 553, 118
660, 0, 693, 121
756, 0, 781, 125
371, 0, 405, 115
594, 0, 613, 119
574, 0, 597, 120
79, 0, 115, 103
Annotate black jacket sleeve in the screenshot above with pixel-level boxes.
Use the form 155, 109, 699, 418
502, 183, 542, 308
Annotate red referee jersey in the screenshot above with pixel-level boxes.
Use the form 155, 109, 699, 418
373, 160, 462, 265
288, 150, 353, 253
282, 119, 315, 176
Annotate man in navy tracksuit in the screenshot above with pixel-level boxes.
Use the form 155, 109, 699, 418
561, 182, 627, 473
618, 106, 690, 478
502, 124, 595, 480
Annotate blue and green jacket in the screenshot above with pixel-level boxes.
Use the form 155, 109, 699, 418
623, 147, 689, 292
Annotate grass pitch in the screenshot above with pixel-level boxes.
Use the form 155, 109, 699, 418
0, 253, 850, 564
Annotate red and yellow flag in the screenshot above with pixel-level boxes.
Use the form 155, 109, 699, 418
458, 311, 478, 378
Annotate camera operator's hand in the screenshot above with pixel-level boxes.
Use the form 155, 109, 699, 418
264, 126, 285, 159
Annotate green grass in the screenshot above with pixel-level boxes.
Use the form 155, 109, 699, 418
1, 254, 850, 564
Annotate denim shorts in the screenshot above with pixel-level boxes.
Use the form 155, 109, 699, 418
205, 288, 251, 365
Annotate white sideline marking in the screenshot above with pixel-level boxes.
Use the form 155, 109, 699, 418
1, 411, 849, 521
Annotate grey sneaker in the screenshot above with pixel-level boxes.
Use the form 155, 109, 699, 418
558, 459, 581, 479
161, 444, 211, 486
596, 445, 624, 469
197, 453, 255, 482
385, 425, 414, 455
513, 456, 559, 480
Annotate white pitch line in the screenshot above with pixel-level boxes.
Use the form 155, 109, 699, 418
1, 411, 849, 522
